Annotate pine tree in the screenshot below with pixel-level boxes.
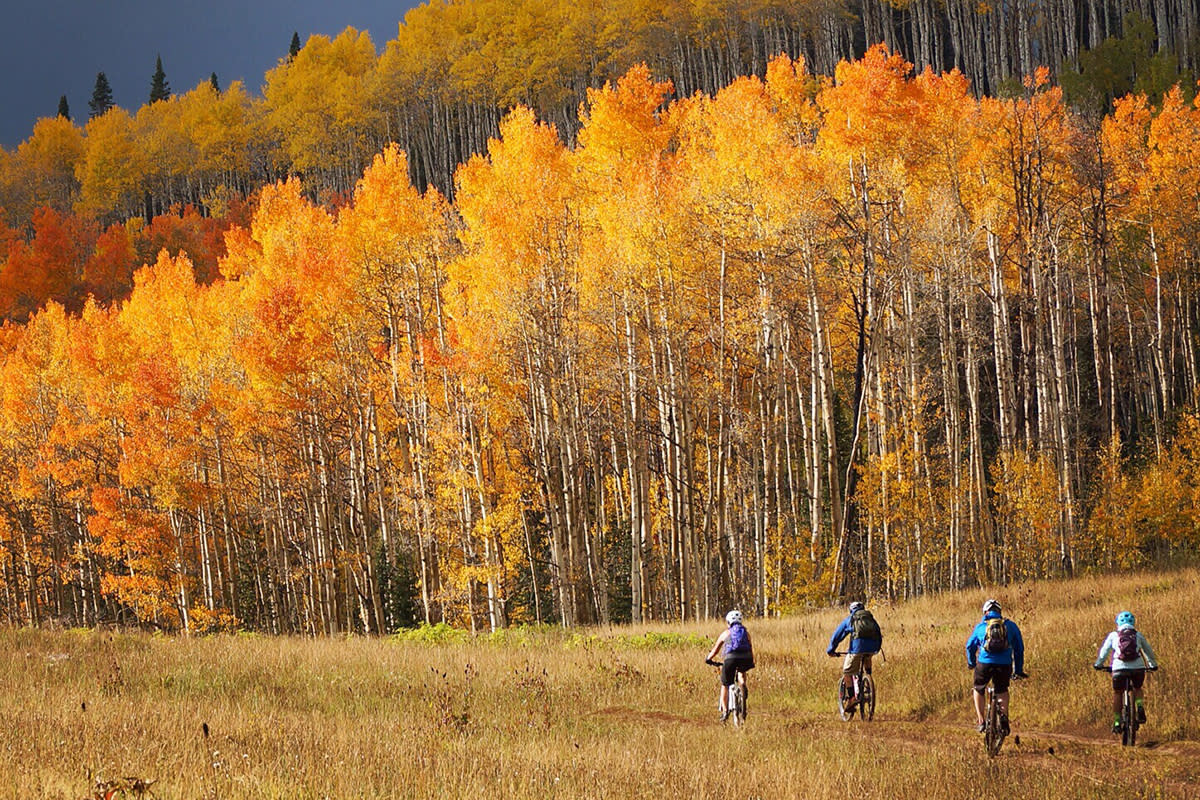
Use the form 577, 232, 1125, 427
88, 72, 114, 118
289, 32, 301, 62
57, 95, 70, 121
149, 55, 171, 103
209, 72, 221, 93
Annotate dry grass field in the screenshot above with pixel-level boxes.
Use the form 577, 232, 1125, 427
4, 569, 1200, 799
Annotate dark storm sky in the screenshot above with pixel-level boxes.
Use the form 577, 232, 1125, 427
0, 0, 418, 147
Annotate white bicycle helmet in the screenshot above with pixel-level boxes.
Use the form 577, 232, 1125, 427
849, 601, 865, 613
982, 598, 1001, 615
726, 609, 743, 625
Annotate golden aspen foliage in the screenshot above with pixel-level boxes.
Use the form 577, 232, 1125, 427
264, 29, 382, 188
76, 108, 145, 219
11, 115, 85, 218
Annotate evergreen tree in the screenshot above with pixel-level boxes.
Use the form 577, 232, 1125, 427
57, 95, 70, 121
210, 72, 221, 93
88, 72, 114, 118
149, 55, 171, 103
289, 32, 301, 62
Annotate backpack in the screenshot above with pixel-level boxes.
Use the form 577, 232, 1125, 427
850, 609, 882, 642
983, 617, 1009, 654
727, 622, 750, 653
1116, 628, 1140, 662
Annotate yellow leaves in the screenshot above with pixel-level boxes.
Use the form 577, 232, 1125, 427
263, 28, 381, 174
76, 108, 143, 217
764, 54, 821, 142
453, 106, 574, 323
12, 116, 85, 216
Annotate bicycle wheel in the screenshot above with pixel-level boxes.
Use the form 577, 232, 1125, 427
859, 673, 875, 721
984, 690, 1004, 757
731, 683, 746, 728
1122, 689, 1137, 747
837, 678, 853, 721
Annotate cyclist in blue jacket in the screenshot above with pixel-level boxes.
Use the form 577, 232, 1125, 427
965, 598, 1027, 734
826, 601, 882, 711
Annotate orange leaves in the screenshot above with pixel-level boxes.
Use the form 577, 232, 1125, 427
0, 207, 93, 320
819, 44, 923, 169
89, 487, 180, 626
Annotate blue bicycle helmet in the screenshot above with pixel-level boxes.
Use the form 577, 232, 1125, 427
1115, 611, 1135, 630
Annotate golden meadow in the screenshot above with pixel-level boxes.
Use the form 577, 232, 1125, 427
5, 568, 1199, 799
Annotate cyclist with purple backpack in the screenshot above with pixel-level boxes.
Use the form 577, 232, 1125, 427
1094, 611, 1159, 732
705, 610, 755, 721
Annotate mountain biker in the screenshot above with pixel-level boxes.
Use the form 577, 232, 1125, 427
965, 599, 1027, 735
1093, 610, 1159, 733
826, 600, 882, 711
705, 609, 755, 721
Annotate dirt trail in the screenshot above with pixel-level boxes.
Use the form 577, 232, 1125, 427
791, 710, 1200, 796
608, 704, 1200, 796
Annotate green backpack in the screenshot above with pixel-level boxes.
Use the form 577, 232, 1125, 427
850, 609, 882, 642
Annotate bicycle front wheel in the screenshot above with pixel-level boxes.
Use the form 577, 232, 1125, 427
837, 678, 853, 721
1122, 690, 1137, 747
984, 692, 1003, 757
731, 683, 746, 727
859, 674, 876, 721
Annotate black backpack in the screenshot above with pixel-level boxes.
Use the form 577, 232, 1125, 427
983, 617, 1009, 654
850, 609, 882, 642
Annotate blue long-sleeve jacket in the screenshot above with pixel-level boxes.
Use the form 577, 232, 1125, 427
965, 611, 1025, 673
827, 615, 882, 655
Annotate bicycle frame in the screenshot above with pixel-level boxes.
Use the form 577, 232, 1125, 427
983, 687, 1005, 757
707, 658, 747, 727
832, 651, 875, 721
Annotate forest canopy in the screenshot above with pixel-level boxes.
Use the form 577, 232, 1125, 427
2, 0, 1200, 633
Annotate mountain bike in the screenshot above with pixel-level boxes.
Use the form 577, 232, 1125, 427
981, 672, 1026, 757
831, 652, 875, 721
705, 657, 747, 727
1097, 665, 1156, 747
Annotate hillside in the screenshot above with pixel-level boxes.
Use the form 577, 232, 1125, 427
4, 568, 1198, 798
5, 52, 1200, 634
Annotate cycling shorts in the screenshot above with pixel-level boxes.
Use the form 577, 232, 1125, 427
721, 652, 755, 686
973, 662, 1013, 693
1112, 669, 1146, 692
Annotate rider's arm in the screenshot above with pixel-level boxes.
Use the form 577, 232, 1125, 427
965, 625, 980, 667
1138, 632, 1159, 669
706, 630, 729, 662
827, 619, 848, 655
1010, 621, 1025, 675
1094, 631, 1114, 669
